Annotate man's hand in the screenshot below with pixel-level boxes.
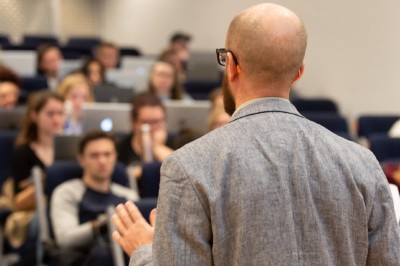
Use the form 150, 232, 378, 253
112, 201, 157, 256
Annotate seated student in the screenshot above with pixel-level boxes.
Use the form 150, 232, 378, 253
57, 73, 94, 135
6, 91, 64, 265
36, 44, 63, 90
93, 42, 120, 70
148, 60, 190, 101
117, 92, 174, 167
80, 59, 106, 87
159, 32, 192, 81
207, 107, 231, 132
50, 130, 139, 266
0, 65, 20, 109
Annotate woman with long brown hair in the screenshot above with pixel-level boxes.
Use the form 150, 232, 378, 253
12, 90, 64, 210
148, 60, 190, 100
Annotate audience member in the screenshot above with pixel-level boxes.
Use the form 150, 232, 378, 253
159, 49, 185, 82
81, 59, 106, 87
6, 91, 64, 265
159, 32, 191, 82
94, 42, 120, 70
50, 130, 139, 266
112, 3, 400, 265
57, 73, 93, 135
207, 107, 231, 131
36, 44, 63, 90
148, 60, 188, 101
0, 65, 21, 109
117, 92, 174, 167
208, 87, 224, 109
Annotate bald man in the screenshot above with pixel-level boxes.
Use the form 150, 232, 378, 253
113, 3, 400, 266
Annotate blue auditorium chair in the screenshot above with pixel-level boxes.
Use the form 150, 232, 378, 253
22, 35, 59, 49
0, 131, 18, 266
369, 135, 400, 162
120, 47, 141, 56
64, 37, 100, 57
138, 162, 162, 198
303, 113, 353, 140
0, 35, 10, 47
46, 161, 129, 198
19, 76, 48, 103
0, 131, 18, 187
357, 115, 400, 139
292, 98, 339, 114
184, 81, 221, 100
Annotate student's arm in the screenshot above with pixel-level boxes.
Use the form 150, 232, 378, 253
50, 180, 96, 249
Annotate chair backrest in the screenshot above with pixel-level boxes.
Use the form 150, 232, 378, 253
46, 161, 129, 199
0, 131, 18, 188
22, 35, 59, 49
135, 198, 158, 223
292, 98, 339, 114
138, 162, 162, 198
304, 113, 349, 134
184, 80, 222, 100
0, 35, 10, 47
369, 135, 400, 162
358, 115, 400, 139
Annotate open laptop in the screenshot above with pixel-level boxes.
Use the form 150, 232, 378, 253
0, 107, 26, 130
165, 100, 211, 134
54, 135, 81, 160
186, 52, 222, 82
58, 59, 83, 79
82, 103, 131, 133
0, 50, 36, 76
108, 57, 155, 92
93, 84, 134, 103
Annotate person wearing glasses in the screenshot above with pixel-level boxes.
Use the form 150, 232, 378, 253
117, 92, 174, 166
113, 3, 400, 266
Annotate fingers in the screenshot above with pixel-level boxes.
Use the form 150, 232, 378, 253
115, 203, 133, 228
112, 213, 128, 236
125, 201, 145, 223
149, 208, 157, 227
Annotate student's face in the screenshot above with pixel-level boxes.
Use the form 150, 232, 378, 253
98, 47, 119, 69
34, 98, 65, 136
0, 82, 19, 109
40, 48, 62, 76
79, 138, 117, 181
65, 84, 91, 119
133, 106, 166, 134
150, 63, 175, 95
88, 62, 103, 86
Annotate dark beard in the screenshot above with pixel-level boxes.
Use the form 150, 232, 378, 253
222, 73, 236, 116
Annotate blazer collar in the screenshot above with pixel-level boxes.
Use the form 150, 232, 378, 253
229, 97, 303, 123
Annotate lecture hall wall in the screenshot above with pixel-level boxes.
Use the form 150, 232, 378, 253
1, 0, 400, 119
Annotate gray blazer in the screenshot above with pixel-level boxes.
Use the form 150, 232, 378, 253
131, 98, 400, 266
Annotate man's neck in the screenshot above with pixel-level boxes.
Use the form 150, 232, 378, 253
82, 174, 111, 193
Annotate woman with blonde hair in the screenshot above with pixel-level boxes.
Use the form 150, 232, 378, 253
57, 73, 93, 135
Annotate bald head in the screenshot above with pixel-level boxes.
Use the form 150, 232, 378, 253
226, 3, 307, 85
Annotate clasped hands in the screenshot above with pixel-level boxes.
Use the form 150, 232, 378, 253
112, 201, 157, 256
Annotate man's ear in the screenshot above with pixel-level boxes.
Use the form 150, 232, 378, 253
226, 52, 240, 81
292, 61, 305, 84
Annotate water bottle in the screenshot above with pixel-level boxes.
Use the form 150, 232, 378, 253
141, 123, 153, 163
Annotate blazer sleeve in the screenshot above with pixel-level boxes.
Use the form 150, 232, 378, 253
130, 154, 213, 266
366, 163, 400, 265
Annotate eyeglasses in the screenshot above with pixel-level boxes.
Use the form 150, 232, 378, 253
216, 48, 239, 66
